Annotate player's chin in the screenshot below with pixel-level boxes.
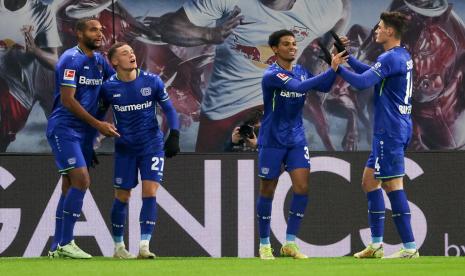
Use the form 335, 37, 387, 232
285, 56, 295, 62
92, 40, 103, 49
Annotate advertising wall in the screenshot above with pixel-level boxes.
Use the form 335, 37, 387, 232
1, 152, 464, 257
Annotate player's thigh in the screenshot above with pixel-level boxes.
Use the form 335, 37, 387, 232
47, 133, 88, 175
138, 151, 165, 184
258, 147, 287, 180
114, 152, 138, 190
361, 166, 381, 192
284, 145, 311, 173
368, 135, 407, 180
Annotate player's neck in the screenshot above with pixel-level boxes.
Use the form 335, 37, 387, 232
117, 68, 138, 82
77, 42, 95, 58
276, 59, 293, 71
383, 39, 401, 51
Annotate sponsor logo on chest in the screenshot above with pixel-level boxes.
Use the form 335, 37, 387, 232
79, 76, 103, 85
280, 90, 304, 98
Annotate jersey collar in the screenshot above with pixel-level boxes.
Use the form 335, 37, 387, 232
115, 68, 140, 82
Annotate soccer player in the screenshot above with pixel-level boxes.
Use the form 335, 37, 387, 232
46, 18, 118, 259
100, 42, 180, 259
333, 12, 419, 258
256, 29, 346, 260
150, 0, 349, 152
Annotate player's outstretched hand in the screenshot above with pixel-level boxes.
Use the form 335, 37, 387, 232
164, 129, 180, 158
331, 50, 348, 71
330, 31, 350, 56
97, 121, 120, 137
209, 5, 244, 44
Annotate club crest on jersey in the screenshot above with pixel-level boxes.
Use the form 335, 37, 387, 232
373, 62, 382, 70
63, 69, 75, 80
277, 73, 289, 82
67, 157, 76, 165
290, 26, 310, 42
115, 178, 122, 185
140, 87, 152, 96
261, 167, 270, 175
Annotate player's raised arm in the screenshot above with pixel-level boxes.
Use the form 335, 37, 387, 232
267, 50, 347, 93
337, 66, 382, 90
346, 56, 372, 73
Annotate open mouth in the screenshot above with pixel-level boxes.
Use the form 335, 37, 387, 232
130, 58, 136, 64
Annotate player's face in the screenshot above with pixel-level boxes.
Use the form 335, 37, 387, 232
79, 20, 104, 50
274, 35, 297, 62
375, 20, 391, 44
112, 45, 137, 71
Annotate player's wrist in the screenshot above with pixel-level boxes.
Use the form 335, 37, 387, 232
169, 129, 179, 137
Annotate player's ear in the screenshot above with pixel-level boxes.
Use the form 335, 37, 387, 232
387, 26, 394, 37
271, 45, 278, 55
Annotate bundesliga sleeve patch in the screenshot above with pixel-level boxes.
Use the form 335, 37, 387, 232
63, 69, 76, 81
276, 73, 290, 82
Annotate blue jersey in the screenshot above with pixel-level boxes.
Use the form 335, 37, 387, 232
258, 63, 313, 148
100, 69, 169, 155
47, 46, 114, 138
370, 46, 413, 140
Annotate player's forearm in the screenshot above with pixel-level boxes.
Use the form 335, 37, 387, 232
284, 69, 336, 93
314, 69, 337, 92
158, 13, 213, 46
347, 56, 371, 73
61, 97, 101, 128
160, 100, 180, 130
338, 66, 380, 90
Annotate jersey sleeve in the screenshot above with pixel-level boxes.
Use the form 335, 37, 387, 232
58, 56, 79, 88
265, 69, 336, 93
264, 71, 294, 89
101, 57, 116, 81
152, 75, 170, 103
371, 53, 396, 79
183, 0, 237, 27
96, 85, 110, 121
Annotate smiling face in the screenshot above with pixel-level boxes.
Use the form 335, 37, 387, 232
110, 44, 137, 71
272, 35, 297, 63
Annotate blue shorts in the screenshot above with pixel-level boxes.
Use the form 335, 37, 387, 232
366, 135, 409, 179
47, 133, 93, 174
114, 151, 165, 190
258, 145, 310, 180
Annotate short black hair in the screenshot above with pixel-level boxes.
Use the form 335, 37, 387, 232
268, 29, 295, 48
107, 42, 128, 62
75, 17, 98, 32
380, 12, 409, 38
